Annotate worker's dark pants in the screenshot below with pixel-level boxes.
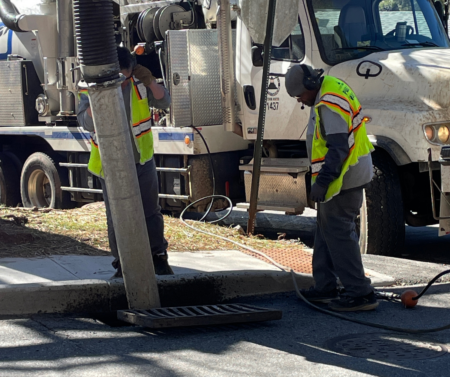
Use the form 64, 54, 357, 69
99, 159, 168, 268
313, 188, 373, 298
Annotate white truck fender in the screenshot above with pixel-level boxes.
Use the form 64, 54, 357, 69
368, 135, 412, 166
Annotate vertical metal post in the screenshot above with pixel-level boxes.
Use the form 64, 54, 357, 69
56, 0, 74, 115
247, 0, 277, 234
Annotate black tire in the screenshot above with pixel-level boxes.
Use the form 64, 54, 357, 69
3, 151, 23, 174
359, 150, 405, 256
0, 153, 21, 207
20, 152, 72, 209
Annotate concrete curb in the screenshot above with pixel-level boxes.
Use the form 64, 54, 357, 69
0, 271, 315, 316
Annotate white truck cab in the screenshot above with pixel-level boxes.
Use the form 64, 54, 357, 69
235, 0, 450, 255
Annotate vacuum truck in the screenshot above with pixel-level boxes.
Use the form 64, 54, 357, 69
1, 0, 450, 257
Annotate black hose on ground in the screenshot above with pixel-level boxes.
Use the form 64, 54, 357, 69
292, 270, 450, 334
190, 126, 217, 222
412, 269, 450, 300
0, 0, 24, 32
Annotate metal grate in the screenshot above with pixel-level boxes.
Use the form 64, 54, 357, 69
118, 304, 282, 329
326, 333, 448, 360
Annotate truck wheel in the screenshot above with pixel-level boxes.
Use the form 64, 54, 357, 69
3, 151, 23, 174
358, 150, 405, 256
20, 152, 72, 209
0, 153, 21, 207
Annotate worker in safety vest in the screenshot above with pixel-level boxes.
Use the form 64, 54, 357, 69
285, 64, 377, 311
77, 46, 173, 277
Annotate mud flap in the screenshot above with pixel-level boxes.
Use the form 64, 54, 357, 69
439, 193, 450, 236
439, 163, 450, 236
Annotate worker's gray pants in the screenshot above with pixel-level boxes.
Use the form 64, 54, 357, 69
313, 188, 373, 297
100, 158, 168, 267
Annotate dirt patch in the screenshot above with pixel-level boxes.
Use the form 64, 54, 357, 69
0, 204, 110, 258
0, 226, 37, 246
0, 204, 305, 272
0, 218, 108, 258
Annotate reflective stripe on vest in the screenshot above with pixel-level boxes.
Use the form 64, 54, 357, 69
78, 79, 154, 177
311, 76, 374, 202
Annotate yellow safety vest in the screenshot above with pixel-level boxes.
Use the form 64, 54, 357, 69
79, 77, 154, 177
311, 76, 374, 202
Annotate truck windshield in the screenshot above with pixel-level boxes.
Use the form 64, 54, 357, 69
308, 0, 450, 65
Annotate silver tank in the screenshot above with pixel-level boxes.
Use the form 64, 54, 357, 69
0, 22, 44, 81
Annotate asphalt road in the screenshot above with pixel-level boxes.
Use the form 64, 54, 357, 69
403, 225, 450, 264
1, 289, 450, 376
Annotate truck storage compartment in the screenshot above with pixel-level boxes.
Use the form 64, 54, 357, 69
167, 29, 236, 128
239, 158, 309, 214
0, 60, 41, 126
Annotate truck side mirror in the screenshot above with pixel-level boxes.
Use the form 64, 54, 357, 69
251, 45, 264, 67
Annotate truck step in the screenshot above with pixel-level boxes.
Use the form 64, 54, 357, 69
61, 187, 103, 194
59, 163, 88, 168
61, 186, 189, 201
236, 202, 305, 215
59, 163, 190, 175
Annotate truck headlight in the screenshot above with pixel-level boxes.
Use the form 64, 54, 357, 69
423, 122, 450, 145
438, 126, 450, 143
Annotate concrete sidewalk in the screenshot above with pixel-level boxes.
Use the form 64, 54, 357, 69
0, 250, 309, 316
0, 249, 396, 316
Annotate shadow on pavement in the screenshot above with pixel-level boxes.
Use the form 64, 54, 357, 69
402, 226, 450, 264
1, 289, 450, 376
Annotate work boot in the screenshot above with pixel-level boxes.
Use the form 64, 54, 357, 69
298, 286, 339, 303
110, 264, 123, 279
328, 291, 379, 312
153, 252, 174, 275
110, 258, 123, 279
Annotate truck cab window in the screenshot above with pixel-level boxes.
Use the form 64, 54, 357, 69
271, 18, 305, 61
379, 0, 432, 39
308, 0, 449, 66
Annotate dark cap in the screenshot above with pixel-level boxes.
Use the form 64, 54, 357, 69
285, 65, 307, 97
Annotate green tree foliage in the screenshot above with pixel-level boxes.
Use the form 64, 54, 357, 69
379, 0, 413, 11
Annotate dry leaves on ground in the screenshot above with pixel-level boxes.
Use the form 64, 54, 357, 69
0, 204, 304, 262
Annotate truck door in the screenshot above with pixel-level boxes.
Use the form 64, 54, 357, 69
237, 3, 312, 141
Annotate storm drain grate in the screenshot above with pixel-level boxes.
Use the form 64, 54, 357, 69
326, 333, 448, 360
118, 304, 282, 329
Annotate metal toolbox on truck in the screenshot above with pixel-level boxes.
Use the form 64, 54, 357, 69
0, 60, 41, 126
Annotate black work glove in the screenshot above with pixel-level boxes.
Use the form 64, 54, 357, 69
310, 183, 328, 203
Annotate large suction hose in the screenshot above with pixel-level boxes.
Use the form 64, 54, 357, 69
73, 0, 119, 83
0, 0, 24, 32
74, 0, 160, 309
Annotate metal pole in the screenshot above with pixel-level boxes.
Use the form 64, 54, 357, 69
56, 0, 74, 115
247, 0, 277, 235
